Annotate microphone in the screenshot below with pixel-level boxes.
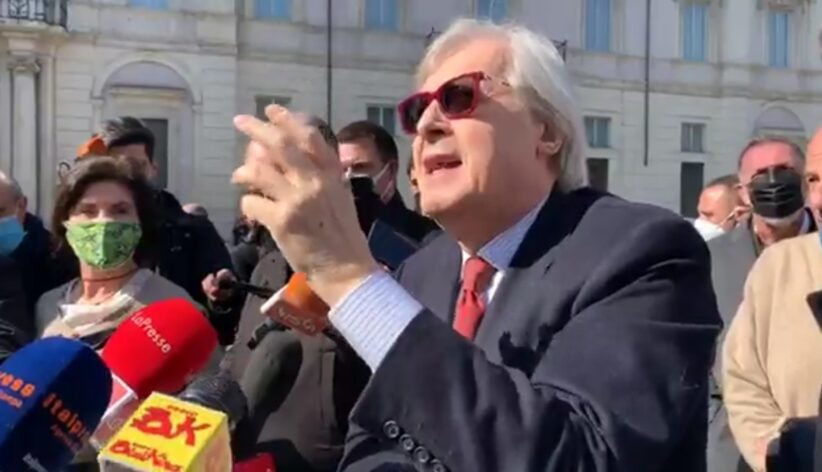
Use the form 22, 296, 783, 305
260, 272, 330, 336
259, 220, 420, 336
91, 298, 219, 449
97, 392, 232, 471
233, 452, 277, 471
178, 373, 248, 433
0, 337, 112, 471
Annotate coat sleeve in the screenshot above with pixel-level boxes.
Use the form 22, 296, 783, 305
340, 217, 722, 472
722, 258, 785, 472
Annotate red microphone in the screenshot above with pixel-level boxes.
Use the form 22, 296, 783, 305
233, 453, 276, 472
90, 298, 219, 449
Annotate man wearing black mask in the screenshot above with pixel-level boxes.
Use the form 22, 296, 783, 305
707, 136, 813, 472
337, 121, 439, 243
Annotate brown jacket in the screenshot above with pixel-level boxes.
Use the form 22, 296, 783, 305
723, 233, 822, 471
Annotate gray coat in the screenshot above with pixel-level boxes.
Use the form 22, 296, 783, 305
706, 223, 760, 472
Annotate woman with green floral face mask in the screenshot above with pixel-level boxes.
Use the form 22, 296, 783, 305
33, 157, 198, 351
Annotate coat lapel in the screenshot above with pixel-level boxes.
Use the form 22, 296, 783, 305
475, 188, 600, 348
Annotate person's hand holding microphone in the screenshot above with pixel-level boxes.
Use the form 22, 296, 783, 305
231, 105, 380, 308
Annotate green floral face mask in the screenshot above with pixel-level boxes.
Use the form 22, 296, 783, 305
65, 221, 142, 270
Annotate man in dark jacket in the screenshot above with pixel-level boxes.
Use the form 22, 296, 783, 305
97, 117, 239, 344
0, 255, 30, 364
0, 172, 75, 311
337, 121, 439, 243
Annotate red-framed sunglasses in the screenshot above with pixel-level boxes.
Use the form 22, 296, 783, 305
397, 71, 500, 135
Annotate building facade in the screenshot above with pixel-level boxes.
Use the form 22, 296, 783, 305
1, 0, 821, 236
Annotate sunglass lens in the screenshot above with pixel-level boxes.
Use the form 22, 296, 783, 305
440, 83, 475, 116
400, 96, 430, 133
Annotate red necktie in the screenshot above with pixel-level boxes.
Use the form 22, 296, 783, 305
453, 256, 496, 340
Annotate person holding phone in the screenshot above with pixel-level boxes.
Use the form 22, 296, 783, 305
225, 117, 371, 472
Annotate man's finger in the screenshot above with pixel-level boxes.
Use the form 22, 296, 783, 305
265, 105, 339, 173
233, 113, 316, 175
232, 161, 291, 201
239, 194, 286, 235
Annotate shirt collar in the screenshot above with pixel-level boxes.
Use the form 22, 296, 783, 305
461, 195, 549, 272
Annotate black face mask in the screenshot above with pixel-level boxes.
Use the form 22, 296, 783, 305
748, 166, 804, 219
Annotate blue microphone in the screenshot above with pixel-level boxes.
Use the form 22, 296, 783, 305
0, 337, 112, 471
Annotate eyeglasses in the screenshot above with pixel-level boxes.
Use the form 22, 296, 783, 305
397, 71, 505, 135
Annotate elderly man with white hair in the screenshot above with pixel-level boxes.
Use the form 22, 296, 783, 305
231, 19, 721, 472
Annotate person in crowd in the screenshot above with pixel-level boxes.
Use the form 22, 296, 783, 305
407, 155, 421, 213
183, 202, 209, 218
337, 120, 439, 242
232, 19, 721, 472
0, 255, 30, 364
722, 231, 822, 471
35, 156, 194, 348
226, 116, 370, 472
803, 126, 822, 224
694, 174, 746, 240
0, 172, 77, 311
230, 219, 278, 283
707, 137, 813, 472
94, 118, 240, 345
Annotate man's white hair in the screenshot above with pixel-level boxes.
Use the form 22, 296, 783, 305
418, 19, 588, 191
0, 171, 24, 201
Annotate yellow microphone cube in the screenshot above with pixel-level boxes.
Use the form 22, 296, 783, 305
97, 392, 232, 471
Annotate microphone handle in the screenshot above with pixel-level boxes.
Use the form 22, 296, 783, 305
235, 329, 303, 456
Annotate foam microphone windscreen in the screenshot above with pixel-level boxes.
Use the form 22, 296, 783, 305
0, 337, 112, 471
101, 298, 219, 398
98, 392, 231, 471
260, 273, 330, 336
178, 373, 248, 432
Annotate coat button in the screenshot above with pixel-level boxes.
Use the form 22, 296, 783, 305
382, 420, 401, 439
430, 459, 447, 472
412, 446, 431, 464
399, 434, 415, 452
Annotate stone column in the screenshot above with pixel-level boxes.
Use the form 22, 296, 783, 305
8, 57, 40, 213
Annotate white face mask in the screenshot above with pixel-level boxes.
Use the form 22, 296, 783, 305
693, 218, 725, 241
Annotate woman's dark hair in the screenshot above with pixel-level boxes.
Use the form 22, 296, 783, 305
52, 156, 158, 267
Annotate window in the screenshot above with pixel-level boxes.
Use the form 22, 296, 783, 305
129, 0, 169, 9
682, 3, 707, 61
768, 10, 790, 68
587, 158, 609, 192
255, 95, 292, 119
584, 117, 611, 148
367, 105, 396, 135
680, 162, 704, 217
477, 0, 507, 23
365, 0, 398, 31
681, 123, 705, 153
585, 0, 611, 52
255, 0, 292, 20
141, 119, 169, 190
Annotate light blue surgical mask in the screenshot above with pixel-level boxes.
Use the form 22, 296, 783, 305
0, 216, 24, 256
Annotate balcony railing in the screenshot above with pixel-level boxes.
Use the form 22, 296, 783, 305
0, 0, 67, 28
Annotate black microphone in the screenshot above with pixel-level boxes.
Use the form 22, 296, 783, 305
178, 373, 248, 434
233, 330, 303, 459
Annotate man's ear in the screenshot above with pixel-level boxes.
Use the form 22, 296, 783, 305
536, 123, 564, 158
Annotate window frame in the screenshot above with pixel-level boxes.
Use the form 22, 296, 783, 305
255, 95, 293, 120
254, 0, 293, 20
366, 104, 397, 136
364, 0, 400, 31
681, 2, 708, 62
767, 8, 791, 69
128, 0, 169, 10
475, 0, 508, 23
584, 0, 612, 53
584, 116, 611, 149
680, 161, 705, 218
680, 122, 706, 154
